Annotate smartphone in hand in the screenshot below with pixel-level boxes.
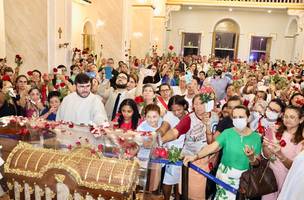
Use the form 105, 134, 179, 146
104, 66, 112, 80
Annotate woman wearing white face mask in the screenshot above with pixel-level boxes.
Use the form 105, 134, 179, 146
183, 105, 262, 200
257, 99, 286, 136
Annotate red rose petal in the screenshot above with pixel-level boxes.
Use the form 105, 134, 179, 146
279, 140, 286, 147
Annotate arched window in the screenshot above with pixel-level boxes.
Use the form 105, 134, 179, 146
212, 19, 240, 60
82, 21, 95, 51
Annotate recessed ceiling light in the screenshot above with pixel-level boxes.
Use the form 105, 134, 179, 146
268, 10, 272, 13
188, 6, 192, 10
229, 8, 233, 12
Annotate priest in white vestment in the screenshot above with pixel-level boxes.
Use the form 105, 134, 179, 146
56, 73, 108, 125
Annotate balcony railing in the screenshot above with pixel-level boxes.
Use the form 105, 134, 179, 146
166, 0, 304, 9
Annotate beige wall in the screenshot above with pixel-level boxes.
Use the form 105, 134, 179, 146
71, 0, 124, 63
4, 0, 48, 73
0, 0, 5, 58
168, 7, 299, 62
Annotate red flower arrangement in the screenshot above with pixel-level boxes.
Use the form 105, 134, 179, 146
53, 68, 58, 73
168, 45, 174, 51
134, 96, 145, 106
54, 84, 60, 90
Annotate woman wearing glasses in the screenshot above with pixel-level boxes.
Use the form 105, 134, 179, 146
262, 105, 304, 200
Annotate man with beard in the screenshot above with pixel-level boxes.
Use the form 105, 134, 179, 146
56, 73, 108, 125
98, 71, 144, 121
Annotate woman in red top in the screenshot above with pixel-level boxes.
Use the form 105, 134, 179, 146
112, 98, 141, 131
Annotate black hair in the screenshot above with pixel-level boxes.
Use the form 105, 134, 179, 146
47, 91, 61, 102
3, 67, 13, 73
28, 87, 40, 95
168, 95, 189, 112
117, 99, 140, 130
57, 65, 66, 69
289, 93, 304, 106
15, 75, 28, 84
232, 105, 250, 117
159, 83, 171, 92
142, 84, 155, 93
227, 95, 242, 105
269, 98, 286, 113
75, 73, 91, 85
32, 70, 42, 77
0, 79, 2, 89
278, 105, 303, 144
192, 76, 200, 85
225, 84, 234, 92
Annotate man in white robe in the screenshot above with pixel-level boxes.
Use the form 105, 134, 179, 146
56, 73, 108, 125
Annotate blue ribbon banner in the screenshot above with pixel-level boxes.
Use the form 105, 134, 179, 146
150, 158, 238, 195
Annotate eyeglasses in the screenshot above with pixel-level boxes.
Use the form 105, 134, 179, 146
160, 89, 170, 93
283, 115, 298, 120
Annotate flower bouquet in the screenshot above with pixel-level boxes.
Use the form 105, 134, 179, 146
152, 146, 182, 163
200, 86, 216, 112
15, 54, 23, 67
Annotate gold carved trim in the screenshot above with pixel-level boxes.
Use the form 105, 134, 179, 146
54, 174, 66, 183
35, 152, 45, 171
4, 142, 139, 194
84, 158, 93, 180
132, 4, 155, 9
96, 160, 104, 182
24, 151, 35, 169
14, 149, 27, 168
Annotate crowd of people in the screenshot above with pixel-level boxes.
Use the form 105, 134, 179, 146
0, 50, 304, 200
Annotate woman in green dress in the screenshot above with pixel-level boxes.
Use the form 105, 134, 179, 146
183, 105, 262, 200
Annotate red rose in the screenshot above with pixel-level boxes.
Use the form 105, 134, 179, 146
44, 123, 50, 129
19, 127, 29, 135
54, 84, 60, 90
98, 144, 103, 152
76, 141, 81, 146
68, 123, 74, 128
269, 70, 276, 75
152, 148, 161, 158
158, 148, 168, 159
208, 162, 214, 171
53, 68, 58, 73
65, 76, 69, 80
2, 75, 10, 81
168, 45, 174, 51
134, 96, 144, 104
279, 139, 286, 147
15, 54, 21, 59
233, 76, 238, 81
258, 126, 265, 135
287, 76, 291, 81
275, 132, 282, 141
67, 144, 72, 150
27, 71, 33, 76
60, 82, 66, 88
